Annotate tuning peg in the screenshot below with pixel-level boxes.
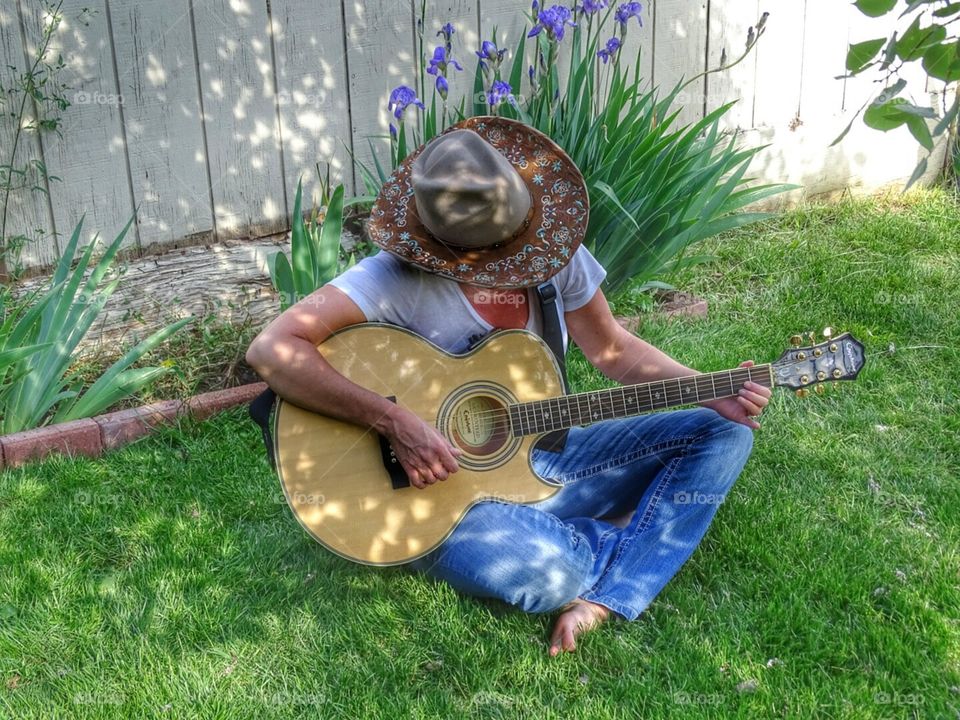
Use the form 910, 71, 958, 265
796, 388, 810, 398
822, 326, 834, 340
790, 335, 803, 347
815, 384, 825, 395
806, 331, 816, 344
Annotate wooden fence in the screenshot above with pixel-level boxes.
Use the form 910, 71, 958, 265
0, 0, 950, 272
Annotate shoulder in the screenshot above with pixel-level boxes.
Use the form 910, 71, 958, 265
551, 245, 607, 311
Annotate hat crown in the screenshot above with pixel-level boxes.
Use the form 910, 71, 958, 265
411, 129, 532, 248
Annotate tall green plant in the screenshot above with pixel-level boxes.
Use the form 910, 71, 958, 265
352, 2, 790, 297
269, 177, 351, 312
0, 218, 191, 434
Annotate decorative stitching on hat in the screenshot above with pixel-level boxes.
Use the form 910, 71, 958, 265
367, 116, 589, 289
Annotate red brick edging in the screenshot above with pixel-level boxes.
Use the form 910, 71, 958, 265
0, 382, 267, 470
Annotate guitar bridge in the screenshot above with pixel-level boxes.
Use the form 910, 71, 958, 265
379, 396, 410, 490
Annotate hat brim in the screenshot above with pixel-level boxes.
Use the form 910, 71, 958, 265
366, 116, 590, 289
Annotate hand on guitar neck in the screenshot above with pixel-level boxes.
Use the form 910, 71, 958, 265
699, 360, 772, 430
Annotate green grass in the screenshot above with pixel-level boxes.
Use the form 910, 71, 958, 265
2, 189, 959, 718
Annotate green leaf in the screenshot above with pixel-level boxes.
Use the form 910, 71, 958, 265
933, 2, 960, 17
922, 41, 960, 82
904, 156, 929, 191
316, 185, 345, 286
933, 93, 959, 136
472, 56, 487, 117
269, 250, 295, 310
854, 0, 897, 17
290, 179, 313, 297
905, 115, 934, 150
847, 38, 886, 72
864, 98, 911, 131
896, 17, 947, 61
57, 317, 192, 422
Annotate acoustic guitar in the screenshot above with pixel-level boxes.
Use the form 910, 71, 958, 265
273, 324, 865, 565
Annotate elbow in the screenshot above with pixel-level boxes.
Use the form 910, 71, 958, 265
245, 335, 270, 377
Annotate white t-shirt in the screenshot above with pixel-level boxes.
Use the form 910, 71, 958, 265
328, 245, 607, 355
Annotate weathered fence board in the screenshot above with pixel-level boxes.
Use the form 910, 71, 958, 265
0, 2, 58, 269
706, 0, 758, 131
25, 0, 138, 255
269, 0, 354, 212
652, 0, 708, 128
479, 0, 531, 106
108, 0, 215, 252
420, 0, 477, 126
342, 0, 418, 191
191, 0, 286, 239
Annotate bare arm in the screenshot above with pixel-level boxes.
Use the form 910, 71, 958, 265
245, 285, 460, 487
565, 289, 771, 428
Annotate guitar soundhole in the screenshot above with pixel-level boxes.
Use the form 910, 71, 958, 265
449, 395, 510, 456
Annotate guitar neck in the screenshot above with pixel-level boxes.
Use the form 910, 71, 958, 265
508, 365, 774, 437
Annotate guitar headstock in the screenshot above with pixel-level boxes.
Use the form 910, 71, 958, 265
771, 328, 865, 396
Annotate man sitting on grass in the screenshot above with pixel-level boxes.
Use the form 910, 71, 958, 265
246, 117, 771, 655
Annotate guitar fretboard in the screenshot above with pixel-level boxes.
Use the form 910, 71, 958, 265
508, 365, 773, 436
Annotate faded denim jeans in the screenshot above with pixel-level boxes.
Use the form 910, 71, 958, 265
409, 408, 754, 620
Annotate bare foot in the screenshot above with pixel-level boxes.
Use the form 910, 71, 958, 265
548, 599, 610, 656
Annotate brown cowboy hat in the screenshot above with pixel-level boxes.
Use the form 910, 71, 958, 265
365, 116, 590, 289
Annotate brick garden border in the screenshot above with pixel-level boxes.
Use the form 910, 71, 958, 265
0, 293, 707, 470
0, 383, 267, 470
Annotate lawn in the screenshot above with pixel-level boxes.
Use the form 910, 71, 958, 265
2, 189, 958, 719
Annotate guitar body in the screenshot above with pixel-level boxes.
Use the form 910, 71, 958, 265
274, 323, 565, 566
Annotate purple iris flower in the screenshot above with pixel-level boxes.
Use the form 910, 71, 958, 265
596, 36, 623, 64
576, 0, 608, 13
475, 40, 507, 67
435, 74, 449, 100
487, 79, 514, 108
614, 1, 643, 28
387, 85, 425, 120
437, 22, 455, 41
426, 46, 463, 76
528, 5, 577, 42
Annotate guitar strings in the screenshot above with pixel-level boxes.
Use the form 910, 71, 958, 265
458, 368, 767, 433
460, 367, 764, 422
461, 368, 765, 426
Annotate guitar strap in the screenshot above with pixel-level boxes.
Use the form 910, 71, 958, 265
248, 280, 570, 469
533, 282, 570, 453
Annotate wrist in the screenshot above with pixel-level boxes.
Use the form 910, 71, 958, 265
371, 399, 404, 436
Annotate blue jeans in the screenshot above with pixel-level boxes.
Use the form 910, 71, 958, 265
409, 408, 754, 620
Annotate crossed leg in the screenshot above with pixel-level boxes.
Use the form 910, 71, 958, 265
409, 408, 755, 654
